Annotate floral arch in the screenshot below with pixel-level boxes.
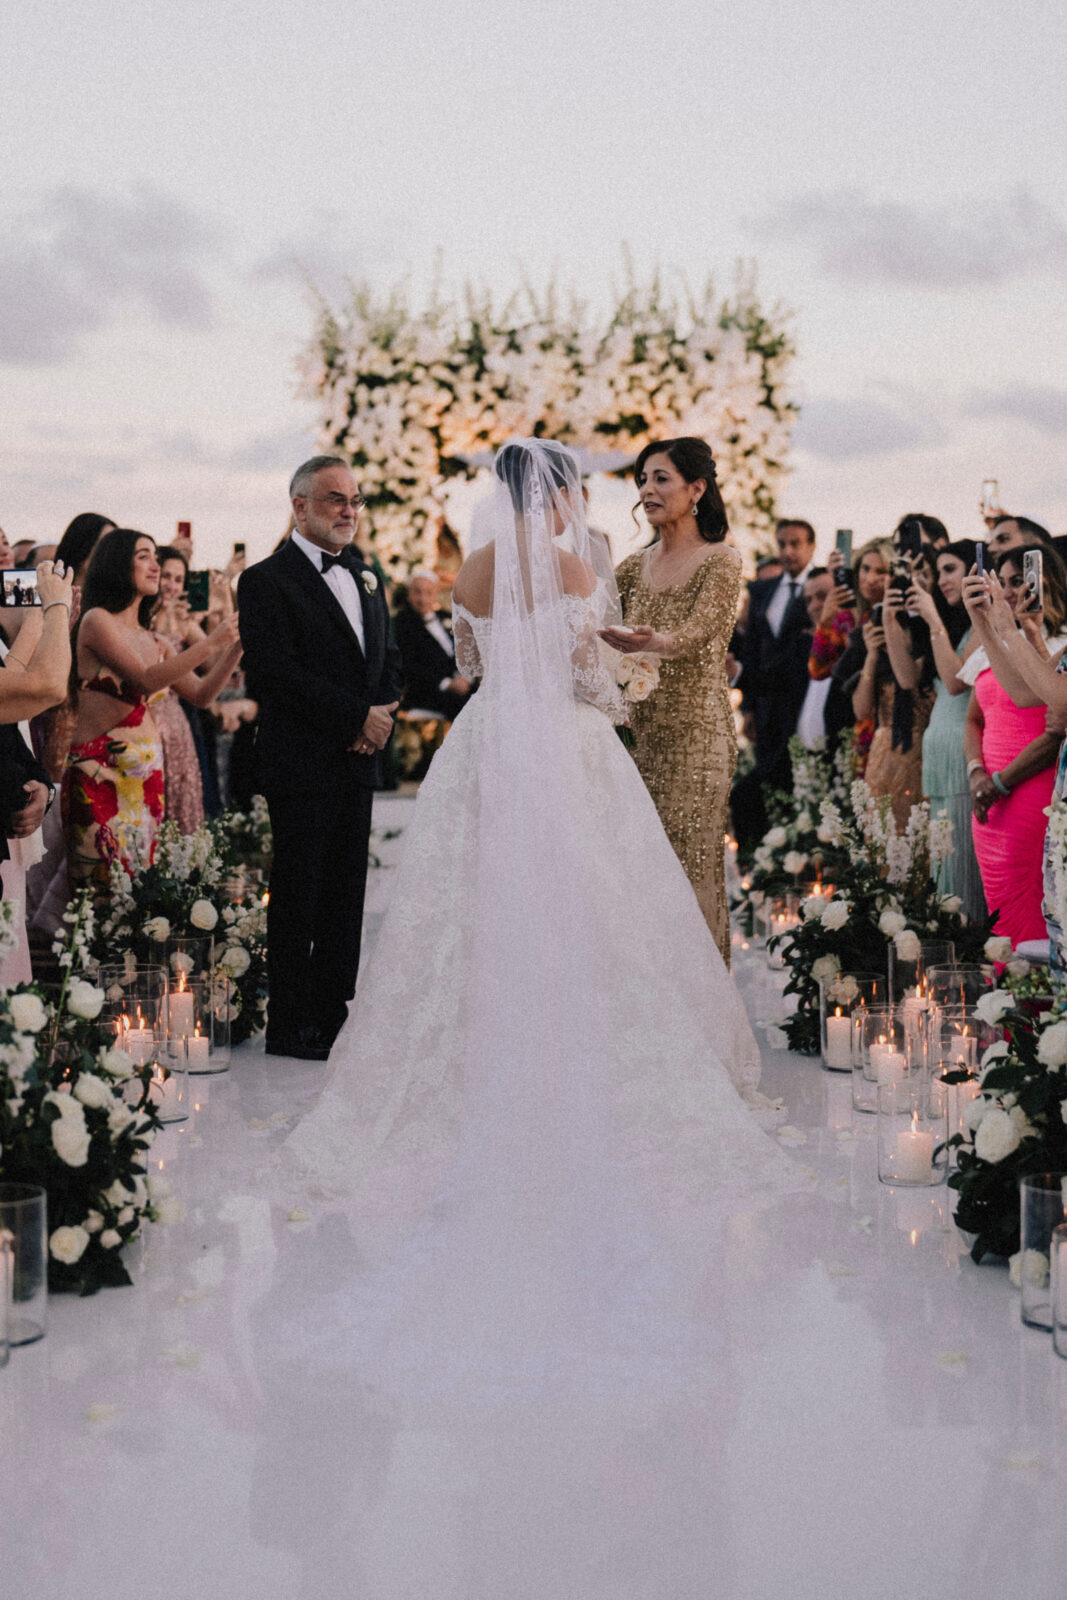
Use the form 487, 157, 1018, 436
301, 268, 797, 576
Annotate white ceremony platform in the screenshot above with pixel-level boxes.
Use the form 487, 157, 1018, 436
3, 797, 1066, 1600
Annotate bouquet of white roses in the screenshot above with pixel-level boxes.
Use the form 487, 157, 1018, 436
614, 651, 661, 703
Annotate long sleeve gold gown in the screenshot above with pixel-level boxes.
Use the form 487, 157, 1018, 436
616, 544, 742, 964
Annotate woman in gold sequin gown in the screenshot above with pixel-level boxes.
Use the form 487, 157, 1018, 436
604, 439, 740, 963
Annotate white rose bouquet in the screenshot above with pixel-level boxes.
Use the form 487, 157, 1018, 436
614, 651, 661, 704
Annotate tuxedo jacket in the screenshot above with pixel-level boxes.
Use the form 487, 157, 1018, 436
0, 658, 51, 873
238, 540, 403, 797
737, 575, 812, 776
394, 603, 459, 711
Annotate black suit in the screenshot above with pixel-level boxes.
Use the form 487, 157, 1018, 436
238, 539, 403, 1047
394, 603, 471, 720
730, 572, 813, 847
0, 657, 51, 881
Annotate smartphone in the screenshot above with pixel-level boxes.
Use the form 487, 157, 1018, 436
976, 542, 985, 578
185, 569, 210, 611
896, 516, 923, 560
0, 568, 41, 607
890, 560, 911, 605
871, 602, 884, 628
176, 520, 192, 541
1023, 549, 1044, 613
232, 542, 246, 559
980, 479, 1000, 519
834, 529, 855, 592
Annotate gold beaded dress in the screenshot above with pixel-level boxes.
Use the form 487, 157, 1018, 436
616, 543, 742, 964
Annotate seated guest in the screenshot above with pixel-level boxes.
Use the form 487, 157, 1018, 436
395, 567, 473, 720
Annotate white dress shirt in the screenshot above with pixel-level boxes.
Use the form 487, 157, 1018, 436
795, 677, 833, 750
765, 560, 815, 638
290, 529, 365, 653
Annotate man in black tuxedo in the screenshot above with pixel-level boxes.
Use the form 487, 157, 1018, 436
729, 518, 818, 848
238, 456, 403, 1060
394, 568, 473, 720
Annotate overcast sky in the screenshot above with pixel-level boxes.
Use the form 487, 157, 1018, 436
2, 0, 1065, 569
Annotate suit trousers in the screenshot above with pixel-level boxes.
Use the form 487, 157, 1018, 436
264, 776, 374, 1044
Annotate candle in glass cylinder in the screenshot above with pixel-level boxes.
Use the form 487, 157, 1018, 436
870, 1041, 906, 1083
895, 1114, 934, 1183
825, 1008, 852, 1069
169, 976, 194, 1039
150, 1068, 182, 1119
186, 1025, 210, 1068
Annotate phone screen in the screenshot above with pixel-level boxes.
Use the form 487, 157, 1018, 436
976, 543, 985, 577
1, 568, 41, 607
834, 528, 853, 567
185, 570, 210, 611
897, 518, 923, 560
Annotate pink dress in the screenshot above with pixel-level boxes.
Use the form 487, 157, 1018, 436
972, 668, 1055, 945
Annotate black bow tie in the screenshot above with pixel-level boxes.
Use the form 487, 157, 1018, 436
321, 548, 356, 574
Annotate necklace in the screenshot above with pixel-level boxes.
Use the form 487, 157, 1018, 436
647, 540, 708, 589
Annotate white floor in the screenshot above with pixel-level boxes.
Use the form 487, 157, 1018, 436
3, 799, 1067, 1600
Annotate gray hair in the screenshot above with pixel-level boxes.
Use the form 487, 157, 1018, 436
289, 455, 350, 500
409, 567, 438, 585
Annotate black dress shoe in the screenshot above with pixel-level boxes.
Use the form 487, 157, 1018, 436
265, 1026, 332, 1061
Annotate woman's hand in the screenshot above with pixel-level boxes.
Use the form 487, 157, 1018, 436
819, 582, 854, 626
1018, 596, 1046, 645
906, 582, 939, 625
35, 559, 74, 614
962, 567, 995, 627
862, 618, 885, 654
598, 624, 667, 655
969, 764, 997, 823
208, 613, 242, 653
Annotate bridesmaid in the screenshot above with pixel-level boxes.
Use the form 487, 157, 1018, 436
601, 437, 741, 963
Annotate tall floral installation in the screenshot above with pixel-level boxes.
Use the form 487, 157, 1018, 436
301, 267, 796, 574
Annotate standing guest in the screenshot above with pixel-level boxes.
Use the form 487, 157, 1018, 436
54, 512, 116, 590
893, 512, 949, 553
905, 540, 987, 921
794, 570, 854, 753
10, 539, 34, 566
238, 457, 403, 1060
960, 545, 1067, 948
37, 512, 116, 781
602, 437, 742, 962
65, 531, 241, 888
812, 539, 892, 746
728, 517, 817, 846
985, 514, 1055, 561
147, 546, 210, 832
394, 567, 473, 720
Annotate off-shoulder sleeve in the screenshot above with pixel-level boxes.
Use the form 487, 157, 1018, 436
452, 612, 482, 679
665, 547, 742, 659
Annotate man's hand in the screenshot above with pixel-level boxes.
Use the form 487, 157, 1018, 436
10, 780, 49, 838
351, 701, 399, 754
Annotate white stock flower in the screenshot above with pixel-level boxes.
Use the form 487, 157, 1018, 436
816, 814, 842, 845
73, 1073, 115, 1111
821, 900, 849, 931
783, 851, 808, 876
67, 980, 105, 1020
99, 1229, 122, 1249
189, 899, 218, 932
8, 991, 47, 1033
795, 810, 813, 832
984, 935, 1013, 964
811, 954, 840, 982
143, 916, 171, 942
50, 1225, 90, 1265
894, 929, 921, 962
975, 989, 1014, 1026
974, 1106, 1021, 1164
763, 826, 788, 850
1038, 1021, 1067, 1070
879, 910, 906, 938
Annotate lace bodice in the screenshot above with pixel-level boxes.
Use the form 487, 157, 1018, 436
453, 589, 627, 722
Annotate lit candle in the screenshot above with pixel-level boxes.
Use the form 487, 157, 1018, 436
120, 1009, 156, 1064
895, 1114, 934, 1183
186, 1025, 210, 1069
901, 987, 929, 1021
150, 1067, 183, 1121
870, 1040, 906, 1083
825, 1008, 852, 1069
949, 1031, 977, 1073
168, 976, 194, 1039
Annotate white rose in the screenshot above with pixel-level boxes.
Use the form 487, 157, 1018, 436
108, 1102, 135, 1135
984, 935, 1013, 964
974, 1106, 1021, 1163
51, 1103, 91, 1167
816, 818, 841, 844
940, 895, 962, 915
1009, 1105, 1038, 1141
49, 1225, 90, 1265
821, 900, 849, 931
221, 945, 251, 978
626, 670, 657, 703
879, 910, 906, 938
143, 916, 171, 942
8, 991, 47, 1033
73, 1073, 114, 1111
361, 570, 378, 594
975, 989, 1014, 1026
812, 954, 840, 982
189, 899, 218, 932
763, 826, 788, 850
783, 851, 808, 876
99, 1229, 122, 1249
962, 1095, 990, 1136
99, 1046, 134, 1081
894, 929, 921, 962
1038, 1020, 1067, 1070
802, 896, 825, 922
829, 974, 860, 1004
105, 1178, 133, 1208
67, 980, 105, 1021
84, 1210, 104, 1233
1010, 1249, 1049, 1290
1006, 958, 1031, 979
117, 1206, 135, 1226
980, 1040, 1010, 1075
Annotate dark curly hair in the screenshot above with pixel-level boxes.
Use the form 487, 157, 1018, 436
633, 437, 728, 543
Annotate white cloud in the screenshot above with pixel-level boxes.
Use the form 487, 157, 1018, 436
793, 398, 945, 460
755, 187, 1067, 289
963, 385, 1067, 436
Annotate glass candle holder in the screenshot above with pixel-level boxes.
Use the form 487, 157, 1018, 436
853, 1007, 908, 1114
1018, 1173, 1067, 1328
102, 964, 168, 1064
204, 972, 233, 1072
877, 1077, 948, 1187
888, 938, 956, 1005
1051, 1223, 1067, 1359
148, 1042, 190, 1124
163, 933, 215, 987
0, 1228, 12, 1368
818, 972, 884, 1072
165, 974, 211, 1058
925, 964, 995, 1011
0, 1184, 47, 1345
765, 895, 801, 970
938, 1067, 981, 1170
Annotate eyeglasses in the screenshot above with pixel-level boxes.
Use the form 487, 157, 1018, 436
310, 492, 366, 513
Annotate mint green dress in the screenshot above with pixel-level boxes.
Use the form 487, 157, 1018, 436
921, 628, 987, 922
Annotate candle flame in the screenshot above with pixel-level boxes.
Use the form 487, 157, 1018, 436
834, 1007, 842, 1018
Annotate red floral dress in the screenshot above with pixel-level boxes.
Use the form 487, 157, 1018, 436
62, 673, 166, 887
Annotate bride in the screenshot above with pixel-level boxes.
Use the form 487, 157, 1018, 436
272, 438, 794, 1399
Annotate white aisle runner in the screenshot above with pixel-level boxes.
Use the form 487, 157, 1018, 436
2, 799, 1066, 1600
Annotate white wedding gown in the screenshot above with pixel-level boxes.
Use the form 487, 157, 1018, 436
272, 593, 796, 1405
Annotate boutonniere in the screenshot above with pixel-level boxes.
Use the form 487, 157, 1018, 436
441, 616, 453, 633
361, 570, 378, 596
